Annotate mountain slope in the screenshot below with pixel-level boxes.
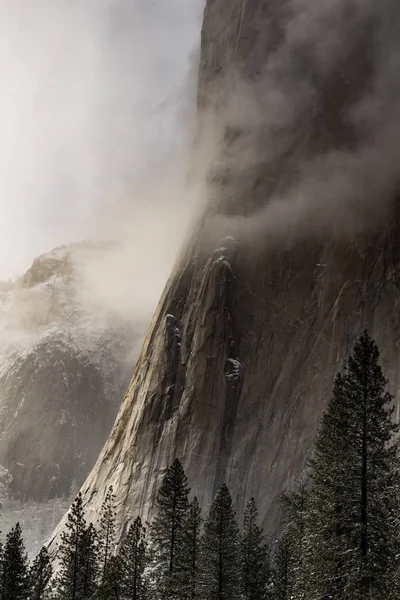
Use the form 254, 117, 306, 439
50, 0, 400, 548
0, 242, 136, 502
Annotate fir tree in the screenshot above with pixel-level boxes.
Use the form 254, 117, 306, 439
29, 546, 52, 600
98, 487, 116, 586
149, 459, 190, 599
81, 523, 99, 599
181, 497, 202, 600
199, 484, 241, 600
98, 555, 123, 600
119, 517, 147, 600
241, 498, 271, 600
272, 487, 307, 600
0, 537, 4, 600
55, 492, 95, 600
2, 522, 29, 600
304, 332, 400, 600
272, 534, 291, 600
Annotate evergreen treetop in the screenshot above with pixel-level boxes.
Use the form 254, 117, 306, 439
241, 497, 271, 600
29, 546, 52, 600
199, 484, 241, 600
2, 522, 29, 600
305, 331, 400, 599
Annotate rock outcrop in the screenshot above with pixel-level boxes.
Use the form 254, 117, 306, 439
50, 0, 400, 548
0, 243, 136, 502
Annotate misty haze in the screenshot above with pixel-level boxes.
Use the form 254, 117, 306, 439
3, 1, 400, 599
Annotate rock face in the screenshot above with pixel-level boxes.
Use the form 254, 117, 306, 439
0, 243, 136, 502
50, 0, 400, 546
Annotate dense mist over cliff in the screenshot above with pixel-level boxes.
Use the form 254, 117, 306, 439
196, 0, 400, 247
0, 0, 204, 328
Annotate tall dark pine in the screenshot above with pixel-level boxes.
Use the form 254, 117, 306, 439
0, 537, 4, 600
81, 523, 99, 599
2, 522, 29, 600
119, 516, 147, 600
98, 555, 123, 600
149, 459, 190, 599
241, 498, 271, 600
56, 492, 93, 600
29, 547, 52, 600
181, 497, 202, 600
304, 332, 400, 599
199, 484, 241, 600
98, 486, 116, 585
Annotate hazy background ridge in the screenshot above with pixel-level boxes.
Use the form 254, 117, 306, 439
0, 0, 205, 298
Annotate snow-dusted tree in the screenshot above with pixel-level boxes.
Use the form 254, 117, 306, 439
304, 332, 400, 599
29, 546, 52, 600
1, 522, 29, 600
98, 487, 116, 585
199, 484, 241, 600
272, 487, 307, 600
149, 459, 190, 599
241, 498, 271, 600
55, 492, 97, 600
119, 516, 147, 600
180, 497, 202, 600
272, 533, 291, 600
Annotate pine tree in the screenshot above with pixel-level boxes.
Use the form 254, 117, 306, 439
272, 534, 291, 600
81, 523, 99, 599
98, 555, 123, 600
0, 537, 4, 600
98, 487, 116, 586
149, 459, 190, 599
181, 497, 202, 600
199, 484, 241, 600
304, 332, 400, 600
119, 516, 147, 600
272, 488, 307, 600
29, 546, 53, 600
55, 492, 97, 600
241, 498, 271, 600
2, 522, 29, 600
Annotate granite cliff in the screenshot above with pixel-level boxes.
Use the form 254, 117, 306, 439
50, 0, 400, 548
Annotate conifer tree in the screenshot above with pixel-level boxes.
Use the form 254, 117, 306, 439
2, 522, 29, 600
98, 487, 116, 585
241, 498, 271, 600
55, 492, 95, 600
304, 331, 400, 599
0, 537, 4, 600
119, 516, 147, 600
29, 546, 53, 600
272, 534, 291, 600
149, 459, 190, 599
181, 497, 202, 600
81, 523, 99, 599
199, 484, 241, 600
272, 488, 307, 600
98, 555, 123, 600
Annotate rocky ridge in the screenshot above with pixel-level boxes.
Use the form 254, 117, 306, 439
0, 242, 136, 503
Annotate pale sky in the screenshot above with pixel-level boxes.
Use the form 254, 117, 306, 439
0, 0, 204, 279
